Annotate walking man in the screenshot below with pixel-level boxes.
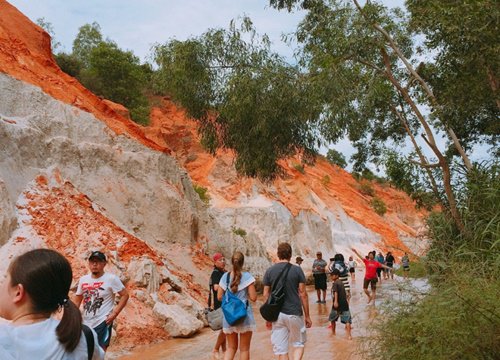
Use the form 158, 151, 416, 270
312, 251, 327, 303
401, 253, 410, 279
263, 242, 312, 359
385, 252, 395, 280
74, 251, 129, 351
209, 252, 226, 359
295, 256, 303, 266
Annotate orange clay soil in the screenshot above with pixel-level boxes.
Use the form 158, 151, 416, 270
0, 0, 168, 154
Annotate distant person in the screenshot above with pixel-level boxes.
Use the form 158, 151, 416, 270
376, 252, 385, 281
348, 256, 357, 280
328, 268, 352, 340
0, 248, 104, 359
295, 256, 303, 266
263, 242, 312, 360
312, 251, 327, 303
217, 251, 257, 360
352, 248, 391, 304
209, 253, 227, 359
329, 254, 350, 301
74, 251, 129, 352
385, 252, 395, 280
401, 253, 410, 279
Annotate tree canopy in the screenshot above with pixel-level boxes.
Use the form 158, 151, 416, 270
152, 19, 321, 179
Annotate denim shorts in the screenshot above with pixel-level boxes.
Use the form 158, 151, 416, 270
93, 320, 113, 347
328, 309, 352, 324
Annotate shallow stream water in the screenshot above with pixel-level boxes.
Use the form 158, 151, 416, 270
112, 273, 427, 360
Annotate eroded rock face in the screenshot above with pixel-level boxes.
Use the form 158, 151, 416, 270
0, 73, 220, 249
153, 303, 204, 338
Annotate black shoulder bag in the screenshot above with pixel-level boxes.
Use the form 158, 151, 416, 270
260, 263, 292, 322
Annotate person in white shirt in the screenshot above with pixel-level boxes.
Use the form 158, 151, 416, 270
0, 248, 104, 360
74, 251, 129, 351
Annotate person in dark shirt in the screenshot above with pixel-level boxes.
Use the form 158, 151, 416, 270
385, 252, 395, 280
210, 253, 226, 359
329, 268, 352, 340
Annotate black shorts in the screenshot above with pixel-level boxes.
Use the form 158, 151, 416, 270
313, 273, 327, 290
349, 267, 355, 273
363, 278, 378, 290
93, 320, 113, 348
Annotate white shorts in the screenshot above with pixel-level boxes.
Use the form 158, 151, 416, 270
271, 313, 307, 355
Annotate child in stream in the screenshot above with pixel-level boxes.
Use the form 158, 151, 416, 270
328, 268, 352, 340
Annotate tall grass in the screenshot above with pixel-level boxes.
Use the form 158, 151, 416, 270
365, 163, 500, 360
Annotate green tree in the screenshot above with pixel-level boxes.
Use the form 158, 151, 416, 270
152, 18, 321, 180
82, 41, 150, 125
72, 22, 103, 67
269, 0, 495, 232
326, 148, 347, 168
54, 53, 83, 78
407, 0, 499, 148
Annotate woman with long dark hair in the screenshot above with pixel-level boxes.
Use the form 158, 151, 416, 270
0, 248, 104, 359
217, 251, 257, 360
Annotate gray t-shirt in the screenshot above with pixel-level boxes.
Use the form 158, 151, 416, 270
263, 262, 306, 316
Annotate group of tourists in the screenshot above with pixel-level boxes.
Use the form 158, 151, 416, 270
209, 246, 411, 359
0, 249, 128, 359
209, 243, 311, 360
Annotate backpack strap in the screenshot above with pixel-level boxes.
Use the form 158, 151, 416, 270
82, 325, 94, 360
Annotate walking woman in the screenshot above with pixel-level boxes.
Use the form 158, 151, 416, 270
0, 249, 104, 359
352, 248, 391, 305
217, 251, 257, 360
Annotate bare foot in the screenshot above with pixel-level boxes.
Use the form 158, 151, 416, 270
210, 351, 219, 360
347, 335, 353, 340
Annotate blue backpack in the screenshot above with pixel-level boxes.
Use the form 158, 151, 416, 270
221, 273, 248, 326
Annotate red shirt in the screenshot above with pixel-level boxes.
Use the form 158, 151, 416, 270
363, 258, 382, 279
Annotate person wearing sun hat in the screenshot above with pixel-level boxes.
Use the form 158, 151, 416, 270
209, 252, 227, 359
74, 251, 129, 351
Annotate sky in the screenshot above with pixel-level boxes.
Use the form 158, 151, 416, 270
7, 0, 490, 170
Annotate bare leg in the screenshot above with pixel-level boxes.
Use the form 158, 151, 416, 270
371, 288, 377, 304
331, 321, 336, 335
223, 333, 238, 360
278, 355, 290, 360
346, 323, 352, 340
322, 289, 327, 303
213, 330, 226, 354
291, 346, 305, 360
238, 331, 252, 360
364, 288, 372, 303
316, 288, 321, 302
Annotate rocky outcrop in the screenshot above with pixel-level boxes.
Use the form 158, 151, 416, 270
153, 303, 204, 337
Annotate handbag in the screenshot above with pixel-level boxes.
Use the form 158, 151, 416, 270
206, 307, 223, 331
260, 263, 292, 322
221, 273, 248, 326
205, 269, 223, 331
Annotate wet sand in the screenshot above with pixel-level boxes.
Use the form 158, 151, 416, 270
114, 273, 412, 360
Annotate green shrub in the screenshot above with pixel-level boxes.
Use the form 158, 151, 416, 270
231, 226, 247, 237
370, 197, 387, 216
293, 163, 305, 174
321, 175, 331, 186
359, 181, 375, 196
193, 184, 210, 204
